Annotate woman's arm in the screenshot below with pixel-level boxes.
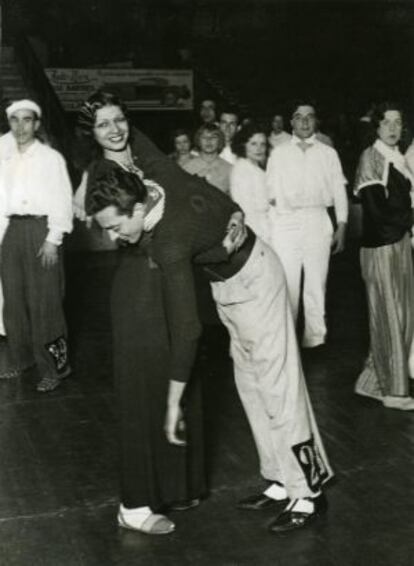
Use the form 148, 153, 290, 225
360, 183, 407, 225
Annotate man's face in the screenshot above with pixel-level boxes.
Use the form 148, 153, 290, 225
8, 109, 39, 149
200, 100, 216, 124
219, 113, 238, 143
199, 131, 220, 155
291, 105, 316, 140
93, 105, 129, 153
271, 115, 284, 134
95, 204, 145, 244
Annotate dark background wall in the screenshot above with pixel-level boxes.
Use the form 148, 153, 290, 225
2, 0, 413, 136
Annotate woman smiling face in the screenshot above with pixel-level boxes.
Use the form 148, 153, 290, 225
245, 132, 267, 166
377, 110, 402, 148
93, 105, 130, 153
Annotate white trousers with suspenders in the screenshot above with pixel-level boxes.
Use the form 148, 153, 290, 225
211, 238, 333, 499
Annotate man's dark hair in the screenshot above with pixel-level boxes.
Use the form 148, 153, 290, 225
85, 165, 147, 216
219, 107, 240, 121
289, 98, 318, 119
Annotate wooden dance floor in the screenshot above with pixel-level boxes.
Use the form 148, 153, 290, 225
0, 246, 412, 566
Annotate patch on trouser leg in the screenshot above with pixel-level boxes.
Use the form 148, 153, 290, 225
292, 436, 330, 493
45, 336, 69, 374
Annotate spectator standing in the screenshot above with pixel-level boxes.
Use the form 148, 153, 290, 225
230, 123, 271, 244
219, 109, 239, 165
266, 100, 348, 348
268, 112, 291, 150
0, 99, 73, 392
183, 123, 231, 194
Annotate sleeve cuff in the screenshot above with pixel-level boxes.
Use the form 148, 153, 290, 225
46, 229, 64, 246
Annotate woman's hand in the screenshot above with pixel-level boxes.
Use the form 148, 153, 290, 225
165, 402, 187, 446
37, 241, 58, 268
331, 222, 347, 255
223, 211, 247, 254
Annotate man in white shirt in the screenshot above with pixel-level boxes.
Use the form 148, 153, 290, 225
266, 100, 348, 348
268, 113, 291, 150
219, 109, 239, 165
0, 99, 73, 392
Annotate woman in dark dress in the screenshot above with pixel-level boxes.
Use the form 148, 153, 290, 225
354, 102, 414, 410
75, 92, 245, 535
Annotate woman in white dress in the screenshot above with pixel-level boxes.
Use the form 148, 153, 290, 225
230, 123, 271, 244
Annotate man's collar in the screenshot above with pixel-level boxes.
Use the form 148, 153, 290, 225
15, 138, 40, 158
292, 134, 316, 145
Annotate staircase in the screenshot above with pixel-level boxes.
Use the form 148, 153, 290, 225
0, 46, 31, 101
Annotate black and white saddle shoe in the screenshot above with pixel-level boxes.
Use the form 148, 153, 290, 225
268, 494, 328, 534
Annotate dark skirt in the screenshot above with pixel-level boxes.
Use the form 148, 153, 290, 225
111, 247, 206, 510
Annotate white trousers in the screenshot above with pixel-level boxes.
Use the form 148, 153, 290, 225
269, 208, 333, 348
211, 238, 333, 499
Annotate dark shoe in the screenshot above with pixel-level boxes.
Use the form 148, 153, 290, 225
36, 369, 71, 393
268, 494, 328, 534
237, 493, 288, 511
169, 498, 200, 511
0, 368, 22, 379
36, 375, 63, 393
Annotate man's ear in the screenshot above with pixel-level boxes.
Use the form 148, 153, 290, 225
132, 202, 145, 216
34, 118, 41, 132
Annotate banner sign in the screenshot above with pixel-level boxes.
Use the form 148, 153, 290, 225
45, 68, 194, 111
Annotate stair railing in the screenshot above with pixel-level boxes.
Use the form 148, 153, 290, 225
12, 33, 74, 168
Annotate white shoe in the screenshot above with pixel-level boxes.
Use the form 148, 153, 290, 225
117, 506, 175, 535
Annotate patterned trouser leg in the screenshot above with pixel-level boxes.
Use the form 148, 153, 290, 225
1, 217, 70, 380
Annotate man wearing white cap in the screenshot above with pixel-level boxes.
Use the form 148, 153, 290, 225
0, 99, 73, 392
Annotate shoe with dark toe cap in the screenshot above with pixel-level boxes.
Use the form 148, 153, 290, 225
237, 493, 288, 511
268, 494, 328, 534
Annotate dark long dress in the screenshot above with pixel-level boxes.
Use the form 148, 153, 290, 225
111, 244, 206, 509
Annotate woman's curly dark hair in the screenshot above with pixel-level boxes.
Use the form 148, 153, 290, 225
367, 101, 411, 151
231, 122, 268, 158
77, 90, 129, 134
85, 164, 147, 217
73, 91, 131, 171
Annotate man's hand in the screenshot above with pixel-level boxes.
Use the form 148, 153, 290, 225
223, 211, 247, 254
37, 241, 58, 268
165, 402, 186, 446
165, 380, 186, 446
331, 222, 347, 255
73, 200, 93, 228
